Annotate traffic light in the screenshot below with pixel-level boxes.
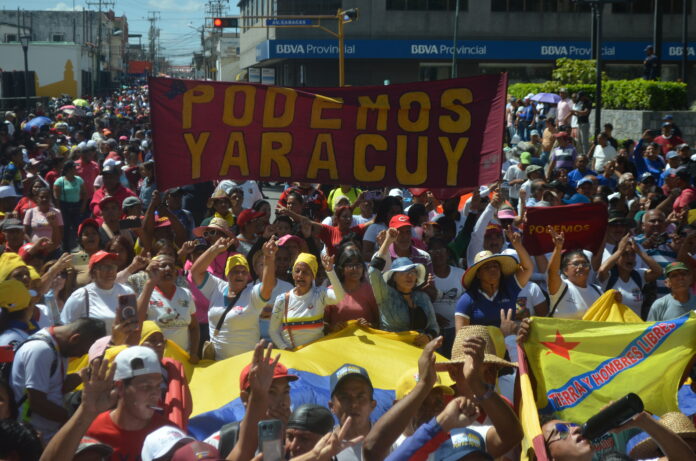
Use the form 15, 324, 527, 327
213, 17, 238, 28
342, 9, 358, 22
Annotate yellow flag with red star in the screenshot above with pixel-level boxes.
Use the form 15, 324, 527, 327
523, 312, 696, 423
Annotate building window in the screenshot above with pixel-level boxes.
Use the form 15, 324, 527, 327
51, 33, 65, 42
492, 0, 589, 12
277, 0, 342, 15
612, 0, 691, 14
386, 0, 466, 10
4, 33, 18, 42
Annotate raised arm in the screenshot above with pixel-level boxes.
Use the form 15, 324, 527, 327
322, 253, 345, 305
506, 228, 533, 287
546, 226, 565, 296
259, 238, 278, 301
634, 239, 663, 283
597, 234, 630, 282
190, 237, 236, 286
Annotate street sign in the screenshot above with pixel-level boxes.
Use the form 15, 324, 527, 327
265, 18, 312, 26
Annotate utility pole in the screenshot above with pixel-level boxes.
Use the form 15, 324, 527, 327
147, 11, 160, 76
205, 0, 228, 80
451, 0, 460, 78
86, 0, 114, 95
653, 0, 663, 80
682, 0, 689, 84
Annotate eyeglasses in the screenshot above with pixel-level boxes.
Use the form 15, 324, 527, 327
567, 261, 590, 269
343, 263, 363, 270
203, 229, 219, 238
545, 423, 579, 445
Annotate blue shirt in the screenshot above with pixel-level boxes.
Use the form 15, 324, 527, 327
567, 168, 597, 189
597, 175, 617, 189
455, 275, 522, 327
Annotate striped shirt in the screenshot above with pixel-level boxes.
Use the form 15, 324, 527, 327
634, 235, 676, 296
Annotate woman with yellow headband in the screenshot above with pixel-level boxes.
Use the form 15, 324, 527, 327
269, 251, 345, 349
136, 254, 200, 362
190, 236, 279, 359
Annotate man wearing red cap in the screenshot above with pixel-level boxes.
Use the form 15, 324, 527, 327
235, 209, 266, 257
387, 214, 432, 273
205, 341, 298, 460
90, 165, 136, 219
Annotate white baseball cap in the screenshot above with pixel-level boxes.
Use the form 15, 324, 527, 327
141, 426, 194, 461
388, 188, 404, 198
114, 346, 161, 381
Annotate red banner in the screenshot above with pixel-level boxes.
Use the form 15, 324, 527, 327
522, 203, 608, 256
148, 75, 507, 191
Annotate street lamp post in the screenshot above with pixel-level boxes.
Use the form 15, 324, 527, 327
451, 0, 460, 78
19, 35, 30, 112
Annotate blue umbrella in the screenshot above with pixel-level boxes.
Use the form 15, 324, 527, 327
531, 92, 561, 104
23, 116, 52, 131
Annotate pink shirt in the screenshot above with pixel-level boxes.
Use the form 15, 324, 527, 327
557, 98, 572, 125
324, 280, 379, 326
23, 206, 63, 240
75, 159, 99, 198
674, 187, 696, 212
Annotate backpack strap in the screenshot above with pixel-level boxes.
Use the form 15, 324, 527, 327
14, 335, 60, 416
213, 290, 244, 336
84, 287, 90, 318
629, 270, 642, 289
605, 267, 620, 291
549, 284, 569, 318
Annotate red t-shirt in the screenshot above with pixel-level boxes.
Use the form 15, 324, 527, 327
325, 280, 379, 326
318, 223, 367, 256
86, 411, 167, 461
90, 185, 136, 218
75, 159, 100, 198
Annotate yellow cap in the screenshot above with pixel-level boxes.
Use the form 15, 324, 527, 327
225, 253, 250, 277
395, 367, 455, 401
294, 252, 318, 278
0, 279, 32, 312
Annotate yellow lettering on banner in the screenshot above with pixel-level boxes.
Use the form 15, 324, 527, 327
260, 132, 292, 178
397, 92, 430, 132
439, 88, 472, 133
182, 85, 214, 130
310, 95, 342, 130
354, 134, 386, 182
307, 134, 338, 180
222, 85, 256, 127
219, 132, 249, 177
183, 132, 210, 179
439, 137, 468, 186
528, 224, 592, 235
395, 135, 427, 185
356, 95, 389, 131
262, 87, 297, 128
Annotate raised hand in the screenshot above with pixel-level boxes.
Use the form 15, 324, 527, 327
516, 318, 531, 345
547, 225, 564, 249
321, 253, 335, 272
210, 236, 235, 254
262, 237, 278, 258
435, 396, 480, 432
505, 228, 522, 248
308, 417, 364, 461
417, 336, 442, 391
617, 233, 632, 253
80, 357, 117, 416
248, 340, 280, 396
179, 240, 196, 256
460, 337, 486, 387
385, 227, 398, 243
499, 309, 518, 336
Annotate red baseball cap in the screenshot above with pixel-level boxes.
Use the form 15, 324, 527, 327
171, 442, 220, 461
389, 214, 412, 229
236, 209, 265, 228
88, 250, 119, 270
99, 195, 119, 208
78, 218, 100, 236
239, 362, 298, 391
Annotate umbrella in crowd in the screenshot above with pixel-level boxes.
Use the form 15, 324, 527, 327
531, 92, 561, 104
22, 116, 52, 131
72, 98, 90, 107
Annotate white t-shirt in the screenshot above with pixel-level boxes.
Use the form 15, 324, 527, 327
549, 280, 602, 319
61, 282, 135, 332
199, 273, 267, 360
0, 328, 29, 348
216, 180, 264, 210
601, 268, 647, 316
363, 223, 387, 244
259, 279, 294, 343
269, 271, 343, 349
503, 164, 527, 199
10, 329, 68, 442
592, 144, 617, 172
516, 282, 546, 316
337, 440, 364, 461
147, 286, 196, 351
321, 215, 362, 227
433, 266, 466, 329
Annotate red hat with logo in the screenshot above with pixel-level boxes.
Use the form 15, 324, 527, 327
389, 214, 412, 229
78, 218, 100, 236
236, 209, 266, 228
239, 362, 298, 391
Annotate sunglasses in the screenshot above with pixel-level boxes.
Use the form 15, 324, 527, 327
203, 229, 219, 238
545, 423, 579, 445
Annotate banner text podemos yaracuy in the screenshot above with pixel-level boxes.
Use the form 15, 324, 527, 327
149, 75, 507, 190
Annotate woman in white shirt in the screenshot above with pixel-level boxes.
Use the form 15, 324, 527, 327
61, 250, 136, 332
269, 252, 345, 350
137, 254, 199, 361
547, 227, 602, 319
190, 236, 278, 360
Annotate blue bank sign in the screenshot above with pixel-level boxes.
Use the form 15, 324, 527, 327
256, 39, 695, 62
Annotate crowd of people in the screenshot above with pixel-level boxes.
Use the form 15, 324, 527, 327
0, 84, 695, 461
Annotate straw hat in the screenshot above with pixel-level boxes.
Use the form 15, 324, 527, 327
436, 325, 516, 370
628, 412, 696, 459
193, 217, 234, 238
461, 251, 519, 289
206, 189, 230, 208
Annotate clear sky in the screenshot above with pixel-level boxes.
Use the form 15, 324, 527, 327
0, 0, 239, 64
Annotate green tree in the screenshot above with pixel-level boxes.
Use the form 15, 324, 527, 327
551, 58, 606, 84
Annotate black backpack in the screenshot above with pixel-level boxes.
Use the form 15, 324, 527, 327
605, 267, 642, 292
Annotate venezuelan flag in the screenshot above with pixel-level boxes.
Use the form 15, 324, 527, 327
523, 312, 696, 426
187, 322, 453, 440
